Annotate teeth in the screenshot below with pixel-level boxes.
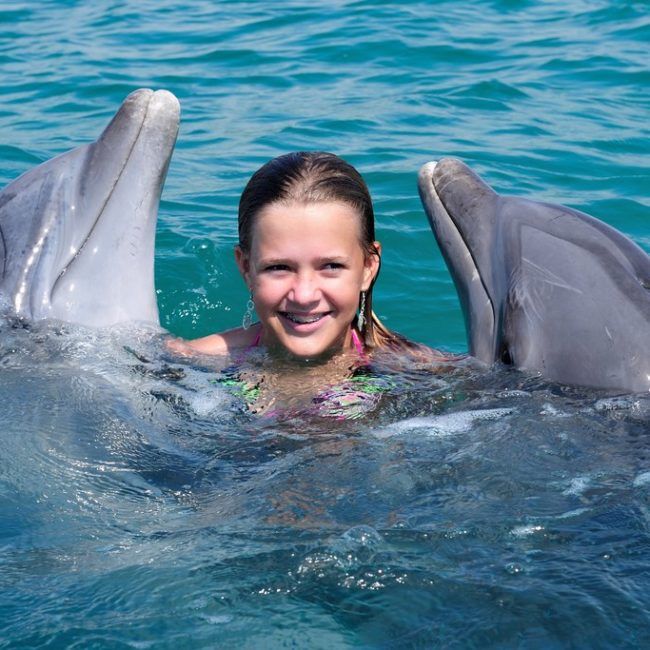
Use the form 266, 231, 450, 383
282, 312, 323, 324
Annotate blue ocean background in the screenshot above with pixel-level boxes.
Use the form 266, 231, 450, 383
1, 1, 649, 647
2, 0, 647, 350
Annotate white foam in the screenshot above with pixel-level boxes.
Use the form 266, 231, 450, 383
555, 507, 591, 519
540, 402, 569, 417
511, 524, 545, 537
562, 475, 591, 496
633, 471, 650, 487
373, 408, 514, 439
186, 392, 230, 417
594, 396, 637, 412
495, 390, 530, 399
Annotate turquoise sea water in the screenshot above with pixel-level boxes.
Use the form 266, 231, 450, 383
1, 1, 649, 647
2, 0, 648, 350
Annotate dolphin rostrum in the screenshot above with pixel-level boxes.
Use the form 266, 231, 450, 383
418, 158, 650, 393
0, 88, 179, 327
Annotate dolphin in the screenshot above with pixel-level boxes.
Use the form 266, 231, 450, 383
418, 158, 650, 393
0, 88, 179, 327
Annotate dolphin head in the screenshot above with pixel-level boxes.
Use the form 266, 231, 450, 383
418, 158, 502, 363
419, 157, 650, 392
0, 88, 180, 327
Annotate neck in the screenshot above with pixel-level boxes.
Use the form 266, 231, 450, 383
258, 325, 365, 365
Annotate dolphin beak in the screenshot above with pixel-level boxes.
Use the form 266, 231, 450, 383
418, 159, 497, 363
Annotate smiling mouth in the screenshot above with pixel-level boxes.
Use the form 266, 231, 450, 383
279, 311, 330, 325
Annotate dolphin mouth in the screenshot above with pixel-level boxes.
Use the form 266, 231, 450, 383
418, 160, 497, 362
428, 163, 494, 311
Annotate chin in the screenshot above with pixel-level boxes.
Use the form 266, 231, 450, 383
284, 342, 334, 360
264, 319, 351, 360
275, 334, 346, 361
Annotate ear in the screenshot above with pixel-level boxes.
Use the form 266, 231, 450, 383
234, 246, 251, 286
362, 241, 381, 291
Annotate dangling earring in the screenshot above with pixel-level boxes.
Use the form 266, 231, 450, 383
242, 291, 255, 330
357, 291, 366, 331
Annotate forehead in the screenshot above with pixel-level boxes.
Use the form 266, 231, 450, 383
251, 201, 363, 250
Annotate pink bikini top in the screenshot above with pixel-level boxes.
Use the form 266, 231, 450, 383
350, 328, 365, 355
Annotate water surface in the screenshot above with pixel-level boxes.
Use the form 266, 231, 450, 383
0, 1, 649, 647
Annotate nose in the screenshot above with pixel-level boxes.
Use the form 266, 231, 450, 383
289, 271, 320, 306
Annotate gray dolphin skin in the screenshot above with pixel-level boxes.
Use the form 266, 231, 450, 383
418, 158, 650, 393
0, 88, 180, 327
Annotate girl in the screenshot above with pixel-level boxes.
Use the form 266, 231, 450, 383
169, 151, 449, 417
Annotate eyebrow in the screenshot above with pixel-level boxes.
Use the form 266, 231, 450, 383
316, 255, 349, 264
257, 258, 289, 268
257, 255, 350, 266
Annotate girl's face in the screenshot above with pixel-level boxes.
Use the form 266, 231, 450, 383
235, 201, 380, 359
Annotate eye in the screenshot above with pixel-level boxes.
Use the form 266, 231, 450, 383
321, 260, 348, 272
263, 263, 291, 272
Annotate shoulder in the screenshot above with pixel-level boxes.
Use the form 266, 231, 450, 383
373, 334, 461, 366
166, 324, 261, 357
406, 343, 460, 364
